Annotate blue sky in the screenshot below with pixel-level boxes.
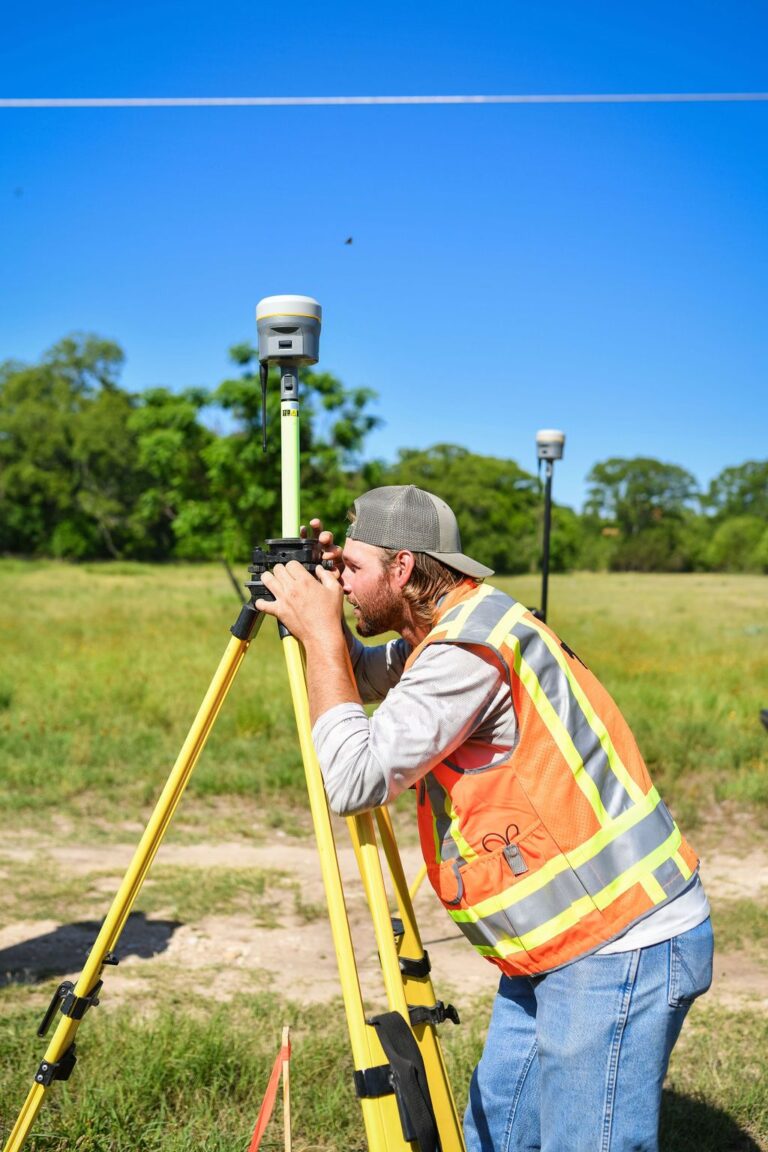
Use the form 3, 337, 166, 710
1, 1, 766, 511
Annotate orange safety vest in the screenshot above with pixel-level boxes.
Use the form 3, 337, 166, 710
407, 581, 699, 977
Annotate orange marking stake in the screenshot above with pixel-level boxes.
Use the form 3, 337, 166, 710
248, 1027, 292, 1152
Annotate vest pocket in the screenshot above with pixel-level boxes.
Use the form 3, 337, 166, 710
427, 815, 590, 957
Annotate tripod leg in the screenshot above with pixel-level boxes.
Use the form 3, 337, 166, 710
3, 623, 262, 1152
345, 809, 465, 1152
375, 807, 465, 1149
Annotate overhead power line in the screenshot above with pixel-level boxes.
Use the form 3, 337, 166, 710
1, 92, 767, 108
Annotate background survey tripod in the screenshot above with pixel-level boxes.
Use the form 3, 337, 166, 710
3, 295, 465, 1152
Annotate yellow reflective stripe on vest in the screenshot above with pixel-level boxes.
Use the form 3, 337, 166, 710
460, 824, 684, 962
522, 616, 648, 809
450, 785, 664, 925
486, 600, 529, 651
435, 581, 496, 641
591, 824, 682, 911
510, 641, 613, 827
640, 874, 669, 903
673, 850, 693, 882
422, 589, 521, 867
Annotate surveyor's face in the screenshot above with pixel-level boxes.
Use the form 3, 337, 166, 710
341, 538, 404, 638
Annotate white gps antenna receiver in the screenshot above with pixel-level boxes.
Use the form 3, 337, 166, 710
255, 295, 322, 451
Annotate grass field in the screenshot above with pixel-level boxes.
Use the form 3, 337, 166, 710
1, 561, 767, 1150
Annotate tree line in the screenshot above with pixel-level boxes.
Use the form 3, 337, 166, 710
1, 334, 766, 574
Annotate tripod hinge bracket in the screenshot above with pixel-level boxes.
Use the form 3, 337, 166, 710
230, 603, 261, 641
37, 979, 103, 1038
408, 1000, 461, 1028
398, 949, 431, 978
35, 1045, 77, 1087
354, 1064, 394, 1099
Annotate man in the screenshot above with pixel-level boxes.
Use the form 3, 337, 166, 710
257, 484, 713, 1152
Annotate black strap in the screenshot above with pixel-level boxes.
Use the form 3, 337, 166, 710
369, 1011, 440, 1152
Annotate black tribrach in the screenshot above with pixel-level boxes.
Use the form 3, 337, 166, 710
246, 537, 332, 602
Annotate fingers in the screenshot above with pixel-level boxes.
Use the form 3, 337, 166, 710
300, 517, 324, 540
298, 518, 342, 569
254, 562, 306, 618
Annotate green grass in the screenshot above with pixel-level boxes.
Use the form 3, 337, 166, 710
662, 1006, 768, 1150
711, 898, 768, 952
0, 995, 765, 1151
0, 561, 307, 824
0, 995, 363, 1152
0, 563, 765, 829
1, 562, 767, 1150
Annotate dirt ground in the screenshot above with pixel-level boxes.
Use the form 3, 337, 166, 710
1, 811, 766, 1017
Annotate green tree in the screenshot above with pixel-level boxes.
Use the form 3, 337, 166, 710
582, 457, 702, 572
704, 516, 766, 572
70, 385, 143, 557
381, 444, 540, 573
127, 387, 214, 559
584, 457, 700, 535
0, 334, 127, 556
704, 461, 768, 521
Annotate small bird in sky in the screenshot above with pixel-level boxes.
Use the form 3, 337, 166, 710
344, 236, 353, 245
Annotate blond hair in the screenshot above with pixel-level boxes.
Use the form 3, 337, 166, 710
379, 547, 466, 633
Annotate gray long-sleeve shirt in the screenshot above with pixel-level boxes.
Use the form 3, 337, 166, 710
313, 631, 517, 815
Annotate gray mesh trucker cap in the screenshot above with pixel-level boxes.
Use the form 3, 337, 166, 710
347, 485, 494, 578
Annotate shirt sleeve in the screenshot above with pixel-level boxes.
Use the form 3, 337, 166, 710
344, 627, 411, 702
312, 642, 509, 816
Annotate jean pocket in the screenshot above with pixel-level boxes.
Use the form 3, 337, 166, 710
668, 916, 714, 1008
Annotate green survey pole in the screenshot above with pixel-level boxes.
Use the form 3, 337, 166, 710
280, 386, 301, 536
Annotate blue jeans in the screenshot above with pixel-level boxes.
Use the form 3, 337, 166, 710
464, 918, 714, 1152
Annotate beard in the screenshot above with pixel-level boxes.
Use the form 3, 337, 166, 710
350, 582, 405, 638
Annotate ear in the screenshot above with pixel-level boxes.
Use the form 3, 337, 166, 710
389, 550, 415, 589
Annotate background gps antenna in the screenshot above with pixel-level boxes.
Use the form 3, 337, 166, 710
536, 429, 565, 623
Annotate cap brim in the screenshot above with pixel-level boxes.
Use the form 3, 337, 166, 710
423, 550, 494, 579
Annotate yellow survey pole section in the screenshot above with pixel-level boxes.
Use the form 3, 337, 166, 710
377, 808, 465, 1150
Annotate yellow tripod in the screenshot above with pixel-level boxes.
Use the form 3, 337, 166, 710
3, 296, 465, 1152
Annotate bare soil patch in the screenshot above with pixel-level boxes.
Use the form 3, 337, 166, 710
1, 817, 766, 1016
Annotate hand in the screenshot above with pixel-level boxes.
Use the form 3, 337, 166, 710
300, 517, 344, 576
255, 560, 344, 646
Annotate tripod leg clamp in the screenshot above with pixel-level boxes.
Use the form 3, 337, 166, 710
399, 950, 432, 979
35, 1045, 77, 1086
37, 979, 104, 1037
390, 918, 433, 978
408, 1000, 461, 1028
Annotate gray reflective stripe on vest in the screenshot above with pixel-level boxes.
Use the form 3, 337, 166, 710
509, 619, 638, 820
448, 795, 679, 947
651, 852, 691, 897
423, 773, 465, 864
437, 589, 515, 663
